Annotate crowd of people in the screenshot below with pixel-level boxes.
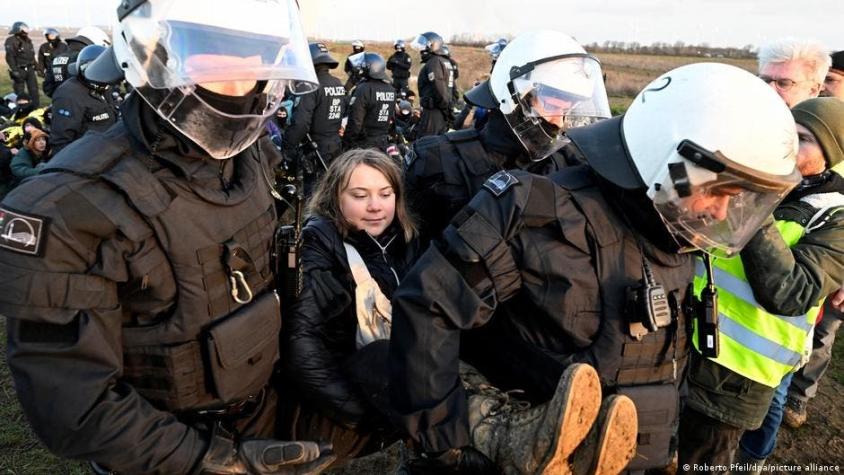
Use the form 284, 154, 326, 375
1, 1, 844, 474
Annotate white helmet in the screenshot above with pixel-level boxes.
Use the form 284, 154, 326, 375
75, 26, 110, 46
618, 62, 801, 255
112, 0, 318, 159
465, 30, 611, 162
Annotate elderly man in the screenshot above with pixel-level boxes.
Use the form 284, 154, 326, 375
757, 37, 829, 107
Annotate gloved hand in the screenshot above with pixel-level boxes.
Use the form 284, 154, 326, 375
402, 447, 500, 475
9, 69, 22, 80
199, 430, 336, 475
310, 269, 352, 319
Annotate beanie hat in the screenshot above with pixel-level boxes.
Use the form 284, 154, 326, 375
792, 97, 844, 168
24, 127, 48, 156
831, 50, 844, 74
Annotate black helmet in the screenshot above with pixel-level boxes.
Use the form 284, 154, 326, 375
411, 32, 444, 55
351, 40, 365, 54
10, 22, 29, 35
82, 46, 125, 86
68, 44, 107, 79
44, 28, 60, 41
394, 39, 406, 51
348, 52, 388, 81
309, 42, 339, 69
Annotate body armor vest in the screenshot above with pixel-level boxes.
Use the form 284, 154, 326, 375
549, 166, 694, 470
43, 127, 280, 412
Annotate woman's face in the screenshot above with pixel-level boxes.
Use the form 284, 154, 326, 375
339, 164, 396, 237
33, 136, 47, 153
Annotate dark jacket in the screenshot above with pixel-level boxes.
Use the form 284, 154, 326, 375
43, 39, 85, 97
343, 79, 395, 150
285, 216, 419, 428
282, 68, 346, 161
686, 171, 844, 429
10, 146, 47, 180
4, 34, 36, 73
50, 77, 118, 153
37, 40, 67, 75
386, 51, 412, 80
0, 93, 282, 473
417, 54, 454, 112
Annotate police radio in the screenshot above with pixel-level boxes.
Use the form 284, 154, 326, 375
626, 255, 673, 340
694, 253, 720, 358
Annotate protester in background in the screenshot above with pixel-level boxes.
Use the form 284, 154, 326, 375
10, 127, 51, 182
758, 37, 828, 107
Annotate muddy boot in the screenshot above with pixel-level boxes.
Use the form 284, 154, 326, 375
467, 363, 602, 475
570, 394, 638, 475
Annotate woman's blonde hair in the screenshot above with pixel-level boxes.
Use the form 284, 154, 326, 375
307, 148, 417, 242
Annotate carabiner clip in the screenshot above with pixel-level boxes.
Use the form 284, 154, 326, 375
229, 270, 254, 304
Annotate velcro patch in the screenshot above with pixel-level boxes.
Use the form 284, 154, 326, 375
0, 207, 49, 256
483, 170, 519, 197
427, 71, 435, 81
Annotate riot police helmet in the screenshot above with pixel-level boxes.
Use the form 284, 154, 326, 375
464, 30, 610, 162
351, 40, 365, 54
394, 39, 406, 51
44, 28, 61, 42
112, 0, 318, 159
410, 31, 444, 57
309, 42, 339, 69
601, 62, 802, 256
68, 44, 107, 79
73, 26, 110, 46
347, 52, 388, 81
10, 22, 29, 36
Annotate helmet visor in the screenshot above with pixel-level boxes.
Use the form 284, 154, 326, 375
653, 141, 801, 256
505, 54, 610, 161
119, 0, 317, 93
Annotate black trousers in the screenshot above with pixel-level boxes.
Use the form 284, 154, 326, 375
392, 77, 409, 93
11, 66, 39, 107
416, 107, 449, 138
678, 407, 743, 474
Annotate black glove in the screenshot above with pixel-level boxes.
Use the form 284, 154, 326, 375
198, 429, 336, 475
9, 69, 22, 80
403, 447, 500, 475
310, 269, 352, 319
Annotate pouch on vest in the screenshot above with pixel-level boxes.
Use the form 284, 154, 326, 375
205, 291, 281, 403
617, 384, 678, 470
344, 242, 392, 349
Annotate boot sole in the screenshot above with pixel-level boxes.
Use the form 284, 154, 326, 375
541, 364, 602, 475
593, 395, 638, 475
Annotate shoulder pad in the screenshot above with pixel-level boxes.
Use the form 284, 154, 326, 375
483, 170, 519, 197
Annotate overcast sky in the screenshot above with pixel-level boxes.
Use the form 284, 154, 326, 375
2, 0, 843, 50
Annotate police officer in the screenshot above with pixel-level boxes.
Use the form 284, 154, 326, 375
4, 22, 39, 107
343, 40, 365, 90
37, 28, 67, 78
0, 0, 335, 473
283, 42, 346, 193
388, 63, 803, 473
42, 26, 110, 98
485, 37, 508, 70
50, 45, 119, 154
405, 31, 611, 243
386, 39, 412, 94
343, 52, 396, 151
411, 31, 454, 137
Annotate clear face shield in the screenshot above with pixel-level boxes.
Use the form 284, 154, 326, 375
117, 0, 317, 159
653, 140, 802, 256
504, 54, 610, 161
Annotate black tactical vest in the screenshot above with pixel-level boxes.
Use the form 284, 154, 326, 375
43, 127, 280, 412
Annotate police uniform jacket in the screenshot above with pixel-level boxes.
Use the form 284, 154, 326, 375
283, 68, 346, 161
4, 34, 36, 74
0, 93, 282, 473
50, 76, 118, 153
389, 117, 695, 470
37, 40, 67, 75
386, 51, 412, 80
343, 78, 395, 151
285, 216, 419, 428
43, 40, 85, 97
417, 54, 453, 112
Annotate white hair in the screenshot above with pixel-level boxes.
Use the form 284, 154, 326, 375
758, 38, 832, 84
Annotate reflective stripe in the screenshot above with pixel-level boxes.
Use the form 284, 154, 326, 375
718, 312, 803, 367
695, 260, 813, 333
